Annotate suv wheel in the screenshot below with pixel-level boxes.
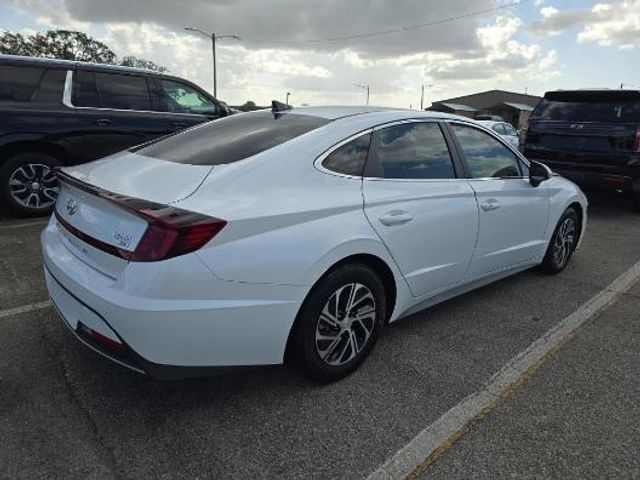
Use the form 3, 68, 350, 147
0, 152, 61, 216
290, 263, 386, 382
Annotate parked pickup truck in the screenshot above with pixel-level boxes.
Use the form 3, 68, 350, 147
0, 55, 232, 216
522, 89, 640, 211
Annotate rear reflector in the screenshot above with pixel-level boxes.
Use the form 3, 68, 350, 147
77, 322, 124, 351
56, 170, 227, 262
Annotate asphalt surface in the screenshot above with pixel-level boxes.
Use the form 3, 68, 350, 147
1, 191, 639, 480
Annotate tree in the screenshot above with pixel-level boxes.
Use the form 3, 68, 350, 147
120, 55, 167, 72
0, 29, 166, 71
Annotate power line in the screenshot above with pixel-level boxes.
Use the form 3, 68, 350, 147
240, 0, 529, 45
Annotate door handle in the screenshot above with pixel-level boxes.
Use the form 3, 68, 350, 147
379, 210, 413, 226
480, 199, 501, 212
94, 118, 113, 126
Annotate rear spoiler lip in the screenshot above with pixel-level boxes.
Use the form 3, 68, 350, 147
55, 168, 168, 214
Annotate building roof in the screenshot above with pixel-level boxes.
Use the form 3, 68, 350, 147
501, 102, 535, 111
432, 89, 542, 110
435, 102, 478, 112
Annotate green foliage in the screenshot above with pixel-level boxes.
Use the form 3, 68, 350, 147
0, 29, 166, 72
120, 55, 167, 72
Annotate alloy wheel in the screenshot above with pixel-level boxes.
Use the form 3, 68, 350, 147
553, 217, 576, 269
9, 163, 59, 210
315, 282, 376, 366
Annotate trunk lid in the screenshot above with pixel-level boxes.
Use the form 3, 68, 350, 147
53, 151, 213, 277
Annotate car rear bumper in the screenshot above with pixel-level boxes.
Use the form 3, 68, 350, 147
528, 158, 640, 194
41, 218, 307, 379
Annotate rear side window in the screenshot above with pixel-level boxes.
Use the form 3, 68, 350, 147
0, 65, 45, 102
504, 124, 517, 136
322, 133, 371, 176
532, 97, 640, 123
94, 72, 151, 110
492, 124, 506, 135
451, 124, 521, 178
370, 122, 456, 179
135, 111, 330, 165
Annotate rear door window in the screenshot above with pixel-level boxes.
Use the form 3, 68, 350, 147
369, 122, 456, 179
451, 124, 522, 178
94, 72, 152, 111
135, 111, 330, 165
0, 65, 45, 102
321, 133, 371, 177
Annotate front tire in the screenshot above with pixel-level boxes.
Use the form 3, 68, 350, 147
290, 263, 386, 382
540, 207, 579, 274
0, 152, 61, 217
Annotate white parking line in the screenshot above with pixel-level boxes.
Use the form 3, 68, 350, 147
367, 260, 640, 480
0, 300, 51, 319
0, 219, 49, 230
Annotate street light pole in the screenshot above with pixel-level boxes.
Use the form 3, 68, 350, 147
420, 84, 434, 111
354, 83, 369, 105
185, 27, 240, 98
286, 92, 290, 105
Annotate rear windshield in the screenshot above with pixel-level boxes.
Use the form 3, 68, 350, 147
532, 96, 640, 123
135, 111, 330, 165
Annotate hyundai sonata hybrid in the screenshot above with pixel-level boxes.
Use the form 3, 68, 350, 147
42, 105, 587, 382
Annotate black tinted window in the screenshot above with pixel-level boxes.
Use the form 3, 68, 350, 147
322, 133, 371, 176
452, 124, 521, 178
95, 73, 151, 110
372, 122, 455, 179
136, 111, 330, 165
0, 65, 45, 102
532, 97, 640, 123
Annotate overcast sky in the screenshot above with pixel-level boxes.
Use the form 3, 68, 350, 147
2, 0, 639, 107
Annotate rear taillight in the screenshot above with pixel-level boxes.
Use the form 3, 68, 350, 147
55, 171, 227, 262
130, 207, 226, 262
634, 127, 640, 152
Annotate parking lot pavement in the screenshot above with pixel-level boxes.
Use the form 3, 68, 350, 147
422, 281, 640, 480
1, 192, 639, 480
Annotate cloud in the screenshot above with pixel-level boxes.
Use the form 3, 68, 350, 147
2, 0, 561, 106
530, 0, 640, 49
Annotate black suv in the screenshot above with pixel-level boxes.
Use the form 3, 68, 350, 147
523, 89, 640, 210
0, 55, 232, 215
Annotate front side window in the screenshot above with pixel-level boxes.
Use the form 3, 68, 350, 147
451, 124, 521, 178
94, 72, 151, 110
159, 79, 216, 114
135, 111, 330, 165
0, 65, 45, 102
371, 122, 455, 179
322, 133, 371, 176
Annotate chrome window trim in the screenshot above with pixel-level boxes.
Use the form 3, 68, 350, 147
61, 69, 209, 118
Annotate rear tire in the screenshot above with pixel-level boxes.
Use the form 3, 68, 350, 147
540, 207, 579, 275
0, 152, 61, 217
290, 263, 386, 382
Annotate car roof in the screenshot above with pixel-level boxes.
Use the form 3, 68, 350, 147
284, 106, 462, 121
0, 54, 164, 76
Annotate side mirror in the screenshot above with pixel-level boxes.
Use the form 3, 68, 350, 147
529, 161, 552, 187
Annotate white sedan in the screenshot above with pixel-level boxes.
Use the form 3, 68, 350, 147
476, 120, 520, 148
42, 105, 587, 382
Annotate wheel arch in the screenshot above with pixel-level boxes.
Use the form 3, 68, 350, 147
0, 140, 70, 166
283, 252, 398, 363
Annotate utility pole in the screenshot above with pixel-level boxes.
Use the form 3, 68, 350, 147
420, 84, 434, 111
185, 27, 240, 98
354, 83, 370, 105
286, 92, 291, 105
